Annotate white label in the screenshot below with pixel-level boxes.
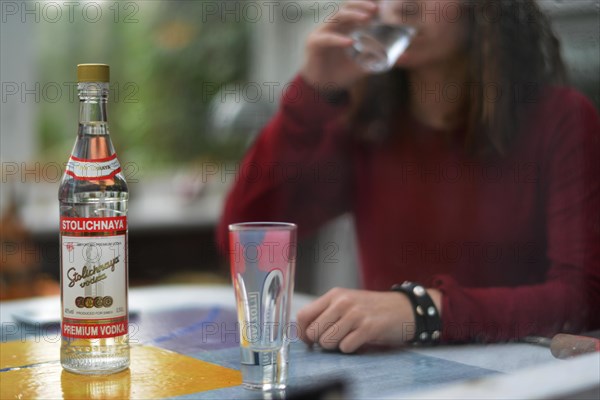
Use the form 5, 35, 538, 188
66, 154, 121, 180
60, 217, 127, 338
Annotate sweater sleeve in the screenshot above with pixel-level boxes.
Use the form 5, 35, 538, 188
434, 89, 600, 342
216, 75, 354, 252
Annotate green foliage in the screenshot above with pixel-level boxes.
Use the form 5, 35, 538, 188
38, 1, 249, 169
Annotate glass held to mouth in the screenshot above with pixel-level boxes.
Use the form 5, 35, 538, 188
348, 22, 417, 74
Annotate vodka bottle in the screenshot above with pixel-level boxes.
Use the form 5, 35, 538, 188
59, 64, 129, 374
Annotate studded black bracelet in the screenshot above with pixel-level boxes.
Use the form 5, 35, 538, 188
391, 281, 442, 344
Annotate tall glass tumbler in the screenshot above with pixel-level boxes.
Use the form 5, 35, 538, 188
229, 222, 297, 390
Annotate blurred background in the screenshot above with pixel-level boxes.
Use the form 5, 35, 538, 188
1, 0, 599, 299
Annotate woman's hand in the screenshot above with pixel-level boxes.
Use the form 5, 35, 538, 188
300, 0, 377, 91
296, 287, 417, 353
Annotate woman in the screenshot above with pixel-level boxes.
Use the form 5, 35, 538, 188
217, 0, 600, 352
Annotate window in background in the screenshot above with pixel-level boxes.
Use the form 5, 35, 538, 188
1, 1, 259, 293
36, 1, 251, 171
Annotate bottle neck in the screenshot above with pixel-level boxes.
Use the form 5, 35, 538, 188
78, 82, 109, 135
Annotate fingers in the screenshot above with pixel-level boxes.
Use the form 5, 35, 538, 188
296, 289, 409, 353
318, 311, 360, 351
339, 326, 370, 353
343, 0, 378, 14
304, 303, 345, 347
301, 0, 377, 88
321, 0, 377, 34
296, 291, 336, 344
297, 288, 364, 350
306, 31, 353, 51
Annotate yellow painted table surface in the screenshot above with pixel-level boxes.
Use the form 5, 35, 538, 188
0, 341, 242, 399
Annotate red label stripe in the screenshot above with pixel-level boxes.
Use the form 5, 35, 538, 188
61, 217, 127, 233
62, 321, 128, 339
69, 153, 118, 163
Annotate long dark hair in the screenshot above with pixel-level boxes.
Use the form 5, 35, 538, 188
346, 0, 567, 155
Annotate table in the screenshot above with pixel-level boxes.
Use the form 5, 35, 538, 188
1, 285, 598, 399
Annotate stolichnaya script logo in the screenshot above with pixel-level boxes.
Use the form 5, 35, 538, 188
67, 255, 120, 288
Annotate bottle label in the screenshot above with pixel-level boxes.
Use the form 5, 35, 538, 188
60, 216, 128, 339
66, 154, 121, 181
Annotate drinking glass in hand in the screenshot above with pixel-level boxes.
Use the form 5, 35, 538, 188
348, 1, 416, 73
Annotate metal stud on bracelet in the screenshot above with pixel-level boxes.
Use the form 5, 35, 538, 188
391, 281, 442, 344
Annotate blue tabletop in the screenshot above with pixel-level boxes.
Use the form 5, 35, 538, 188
3, 285, 593, 399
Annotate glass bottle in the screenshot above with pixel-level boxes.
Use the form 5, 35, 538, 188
59, 64, 129, 374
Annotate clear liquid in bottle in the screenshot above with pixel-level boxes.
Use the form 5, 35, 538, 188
59, 64, 130, 374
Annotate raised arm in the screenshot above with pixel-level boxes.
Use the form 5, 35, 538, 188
217, 0, 379, 250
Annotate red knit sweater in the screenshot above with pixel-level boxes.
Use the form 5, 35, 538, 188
217, 75, 600, 342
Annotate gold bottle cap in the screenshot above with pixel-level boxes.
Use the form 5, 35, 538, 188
77, 64, 110, 83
